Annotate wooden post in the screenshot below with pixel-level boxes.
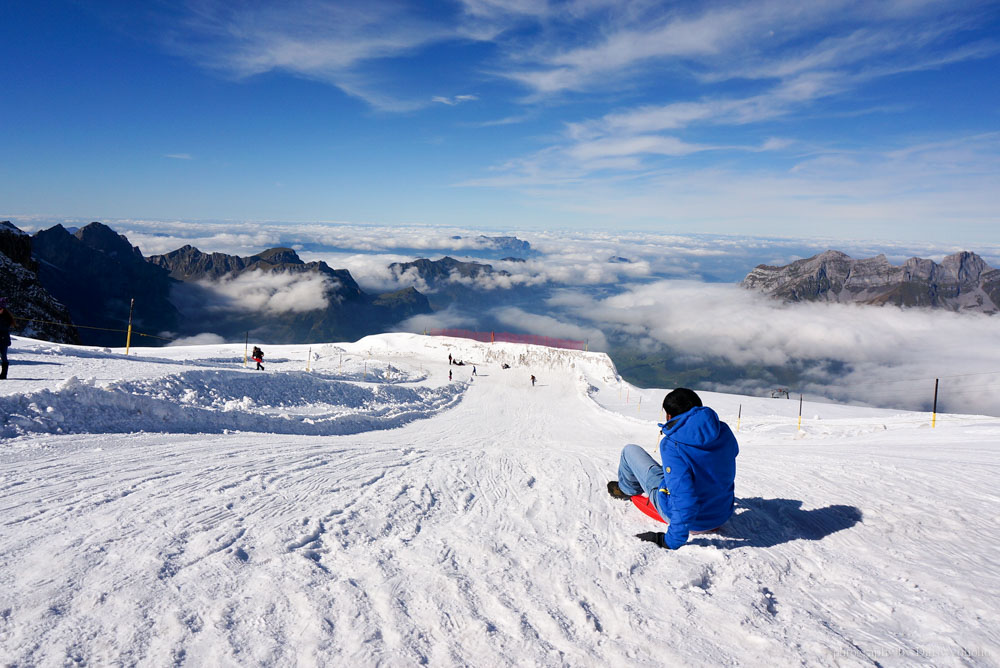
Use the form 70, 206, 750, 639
306, 347, 311, 372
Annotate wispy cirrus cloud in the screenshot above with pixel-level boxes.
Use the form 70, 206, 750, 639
432, 94, 479, 106
458, 0, 998, 215
501, 0, 996, 97
142, 0, 996, 126
164, 153, 194, 160
158, 1, 466, 111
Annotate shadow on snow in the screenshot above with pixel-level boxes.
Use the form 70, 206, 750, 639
689, 497, 863, 549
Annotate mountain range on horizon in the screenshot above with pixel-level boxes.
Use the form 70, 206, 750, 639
4, 221, 1000, 354
0, 221, 544, 348
0, 221, 436, 347
742, 250, 1000, 314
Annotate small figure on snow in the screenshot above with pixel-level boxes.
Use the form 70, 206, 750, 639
449, 369, 452, 381
252, 346, 265, 371
448, 353, 452, 365
472, 366, 477, 376
530, 374, 536, 386
501, 363, 510, 370
0, 298, 16, 380
608, 388, 738, 550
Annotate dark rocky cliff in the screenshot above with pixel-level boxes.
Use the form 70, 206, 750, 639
388, 256, 510, 286
0, 222, 80, 344
743, 250, 1000, 313
32, 222, 180, 346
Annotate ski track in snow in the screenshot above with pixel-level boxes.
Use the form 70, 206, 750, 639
1, 334, 998, 666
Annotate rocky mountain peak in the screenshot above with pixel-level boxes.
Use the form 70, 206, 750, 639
0, 222, 80, 343
0, 221, 36, 271
743, 250, 1000, 314
251, 247, 303, 266
75, 222, 144, 261
940, 251, 988, 283
1, 221, 27, 236
388, 256, 508, 284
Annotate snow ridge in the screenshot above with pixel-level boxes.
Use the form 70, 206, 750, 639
0, 370, 462, 438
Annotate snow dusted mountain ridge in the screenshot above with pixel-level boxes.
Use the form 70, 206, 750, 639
743, 250, 1000, 313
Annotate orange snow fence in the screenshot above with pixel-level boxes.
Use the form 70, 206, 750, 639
427, 329, 586, 351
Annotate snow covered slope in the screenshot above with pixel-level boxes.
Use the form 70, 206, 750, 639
1, 334, 997, 666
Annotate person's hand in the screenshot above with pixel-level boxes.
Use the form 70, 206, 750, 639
635, 532, 670, 549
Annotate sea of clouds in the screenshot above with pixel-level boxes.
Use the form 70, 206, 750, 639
11, 217, 1000, 416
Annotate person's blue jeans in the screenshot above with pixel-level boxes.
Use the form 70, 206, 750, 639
617, 443, 669, 518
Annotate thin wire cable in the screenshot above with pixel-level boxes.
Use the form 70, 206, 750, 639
15, 318, 175, 341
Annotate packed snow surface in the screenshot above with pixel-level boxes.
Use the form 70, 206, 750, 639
1, 333, 998, 666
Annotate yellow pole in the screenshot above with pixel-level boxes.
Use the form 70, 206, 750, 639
125, 298, 134, 355
306, 347, 311, 372
931, 378, 939, 428
797, 394, 803, 431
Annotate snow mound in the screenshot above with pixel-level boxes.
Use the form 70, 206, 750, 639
0, 370, 463, 438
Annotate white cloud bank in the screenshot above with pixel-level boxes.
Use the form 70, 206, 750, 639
556, 280, 1000, 415
194, 270, 334, 314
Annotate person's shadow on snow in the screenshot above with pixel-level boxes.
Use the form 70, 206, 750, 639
689, 497, 863, 549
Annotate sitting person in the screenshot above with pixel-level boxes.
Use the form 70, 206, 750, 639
608, 388, 738, 549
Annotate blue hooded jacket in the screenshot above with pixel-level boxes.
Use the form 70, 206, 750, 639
653, 406, 738, 549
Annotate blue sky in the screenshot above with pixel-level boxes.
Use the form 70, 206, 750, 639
2, 0, 999, 243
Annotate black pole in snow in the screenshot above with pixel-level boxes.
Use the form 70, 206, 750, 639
932, 378, 939, 428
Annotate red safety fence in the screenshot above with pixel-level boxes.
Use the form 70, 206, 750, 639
427, 329, 586, 351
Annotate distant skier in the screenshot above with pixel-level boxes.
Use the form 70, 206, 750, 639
530, 374, 536, 386
252, 346, 265, 371
448, 353, 452, 365
0, 298, 15, 380
449, 369, 452, 381
472, 366, 477, 376
608, 388, 739, 550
